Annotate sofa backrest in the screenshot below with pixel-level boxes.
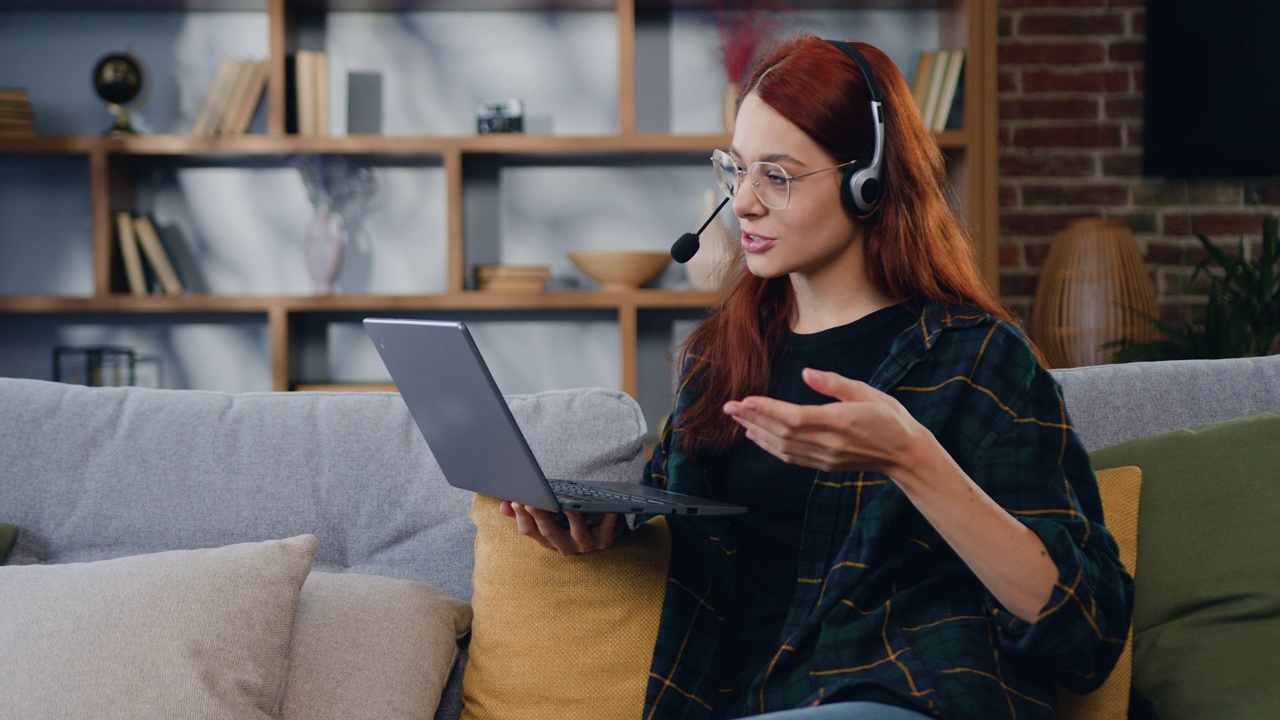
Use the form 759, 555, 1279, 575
1051, 355, 1280, 451
0, 379, 648, 601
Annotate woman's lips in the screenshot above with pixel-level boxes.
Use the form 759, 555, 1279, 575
741, 232, 776, 254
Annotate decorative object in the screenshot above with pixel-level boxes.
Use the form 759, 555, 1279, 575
475, 99, 524, 134
291, 155, 377, 294
91, 50, 148, 136
710, 7, 781, 133
53, 345, 136, 386
474, 264, 552, 293
685, 189, 738, 291
1110, 215, 1280, 361
1032, 218, 1159, 368
567, 250, 671, 291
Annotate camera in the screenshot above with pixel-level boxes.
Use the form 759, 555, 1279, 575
476, 99, 524, 134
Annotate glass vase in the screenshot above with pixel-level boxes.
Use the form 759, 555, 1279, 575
303, 207, 346, 295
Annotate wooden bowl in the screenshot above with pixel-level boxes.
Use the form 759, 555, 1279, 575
567, 250, 671, 291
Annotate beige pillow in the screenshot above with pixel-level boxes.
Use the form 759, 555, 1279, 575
463, 494, 670, 720
0, 535, 318, 720
280, 571, 473, 720
1056, 466, 1142, 720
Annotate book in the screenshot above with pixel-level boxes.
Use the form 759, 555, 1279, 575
920, 49, 951, 134
191, 57, 240, 136
932, 49, 965, 132
0, 87, 29, 103
115, 211, 147, 296
132, 215, 183, 296
295, 50, 318, 136
327, 53, 348, 137
911, 50, 936, 118
216, 58, 260, 136
221, 59, 269, 135
314, 50, 330, 137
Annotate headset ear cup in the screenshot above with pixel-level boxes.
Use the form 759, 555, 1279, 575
841, 165, 880, 216
840, 165, 860, 215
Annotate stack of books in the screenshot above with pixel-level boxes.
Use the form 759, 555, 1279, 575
911, 48, 966, 133
115, 211, 184, 297
474, 264, 552, 293
0, 88, 36, 139
288, 50, 349, 137
190, 57, 269, 137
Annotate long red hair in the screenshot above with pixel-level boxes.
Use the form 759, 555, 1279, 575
678, 35, 1017, 457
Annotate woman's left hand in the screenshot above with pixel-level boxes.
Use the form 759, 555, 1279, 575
722, 367, 931, 476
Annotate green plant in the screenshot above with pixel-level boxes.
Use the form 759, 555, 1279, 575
1110, 215, 1280, 362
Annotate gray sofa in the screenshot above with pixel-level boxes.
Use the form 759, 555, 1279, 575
2, 354, 1279, 719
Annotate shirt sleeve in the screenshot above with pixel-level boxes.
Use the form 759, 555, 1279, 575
960, 325, 1135, 693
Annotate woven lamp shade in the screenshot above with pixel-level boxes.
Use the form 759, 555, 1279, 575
1032, 218, 1159, 368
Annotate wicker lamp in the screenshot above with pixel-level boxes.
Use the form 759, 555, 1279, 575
1032, 218, 1159, 368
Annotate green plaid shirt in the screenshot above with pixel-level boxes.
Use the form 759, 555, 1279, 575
642, 303, 1134, 720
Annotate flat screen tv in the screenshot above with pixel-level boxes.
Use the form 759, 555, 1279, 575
1143, 0, 1280, 178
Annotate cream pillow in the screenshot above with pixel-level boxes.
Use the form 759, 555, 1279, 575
0, 535, 318, 720
463, 494, 670, 720
280, 571, 473, 720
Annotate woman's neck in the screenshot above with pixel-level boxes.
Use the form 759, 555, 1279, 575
787, 245, 898, 335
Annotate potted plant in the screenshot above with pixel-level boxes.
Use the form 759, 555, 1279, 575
1111, 215, 1280, 361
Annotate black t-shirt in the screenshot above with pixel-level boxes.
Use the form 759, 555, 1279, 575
705, 302, 916, 715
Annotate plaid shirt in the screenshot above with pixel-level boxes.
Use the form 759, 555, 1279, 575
642, 303, 1134, 720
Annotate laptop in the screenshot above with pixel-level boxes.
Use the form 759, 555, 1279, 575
364, 318, 747, 517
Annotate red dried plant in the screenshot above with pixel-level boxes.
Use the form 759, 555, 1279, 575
711, 7, 783, 86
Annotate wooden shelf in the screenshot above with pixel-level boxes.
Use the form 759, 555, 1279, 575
0, 290, 717, 315
1, 0, 997, 410
0, 132, 733, 157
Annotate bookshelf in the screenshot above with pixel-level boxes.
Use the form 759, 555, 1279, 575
0, 0, 997, 432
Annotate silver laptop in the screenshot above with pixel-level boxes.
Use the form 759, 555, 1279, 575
364, 318, 746, 517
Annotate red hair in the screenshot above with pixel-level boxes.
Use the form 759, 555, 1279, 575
678, 35, 1019, 457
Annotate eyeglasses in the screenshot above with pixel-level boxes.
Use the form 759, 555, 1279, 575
711, 148, 857, 210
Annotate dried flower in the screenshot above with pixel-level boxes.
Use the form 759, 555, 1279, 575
289, 154, 377, 220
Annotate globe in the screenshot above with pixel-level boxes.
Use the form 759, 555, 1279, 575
92, 51, 146, 134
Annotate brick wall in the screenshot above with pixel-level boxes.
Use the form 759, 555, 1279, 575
996, 0, 1280, 325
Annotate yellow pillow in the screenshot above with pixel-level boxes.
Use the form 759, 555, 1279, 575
463, 495, 671, 720
1056, 466, 1143, 720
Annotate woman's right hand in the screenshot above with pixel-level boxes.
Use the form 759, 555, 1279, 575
498, 500, 623, 556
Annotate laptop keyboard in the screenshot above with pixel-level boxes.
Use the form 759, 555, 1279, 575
548, 480, 666, 505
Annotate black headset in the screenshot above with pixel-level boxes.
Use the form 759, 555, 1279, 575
825, 40, 885, 215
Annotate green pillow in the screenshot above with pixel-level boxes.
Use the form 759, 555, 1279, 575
0, 524, 16, 565
1090, 409, 1280, 720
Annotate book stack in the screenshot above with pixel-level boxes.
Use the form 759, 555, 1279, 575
289, 50, 348, 137
474, 264, 552, 293
911, 49, 966, 133
0, 88, 36, 139
190, 57, 269, 137
115, 211, 184, 296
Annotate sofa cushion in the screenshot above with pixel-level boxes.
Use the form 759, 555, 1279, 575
462, 495, 669, 720
0, 523, 15, 564
280, 571, 473, 720
1090, 409, 1280, 720
0, 535, 317, 720
0, 379, 647, 604
1052, 355, 1280, 452
1055, 466, 1142, 720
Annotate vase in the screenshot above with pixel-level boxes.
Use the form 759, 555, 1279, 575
721, 81, 740, 134
685, 189, 738, 291
1032, 218, 1159, 368
303, 207, 346, 295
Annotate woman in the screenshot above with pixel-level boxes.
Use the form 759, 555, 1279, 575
502, 35, 1133, 720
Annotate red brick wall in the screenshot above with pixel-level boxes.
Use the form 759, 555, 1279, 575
997, 0, 1280, 325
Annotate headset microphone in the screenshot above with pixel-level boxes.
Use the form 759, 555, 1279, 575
671, 195, 731, 263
